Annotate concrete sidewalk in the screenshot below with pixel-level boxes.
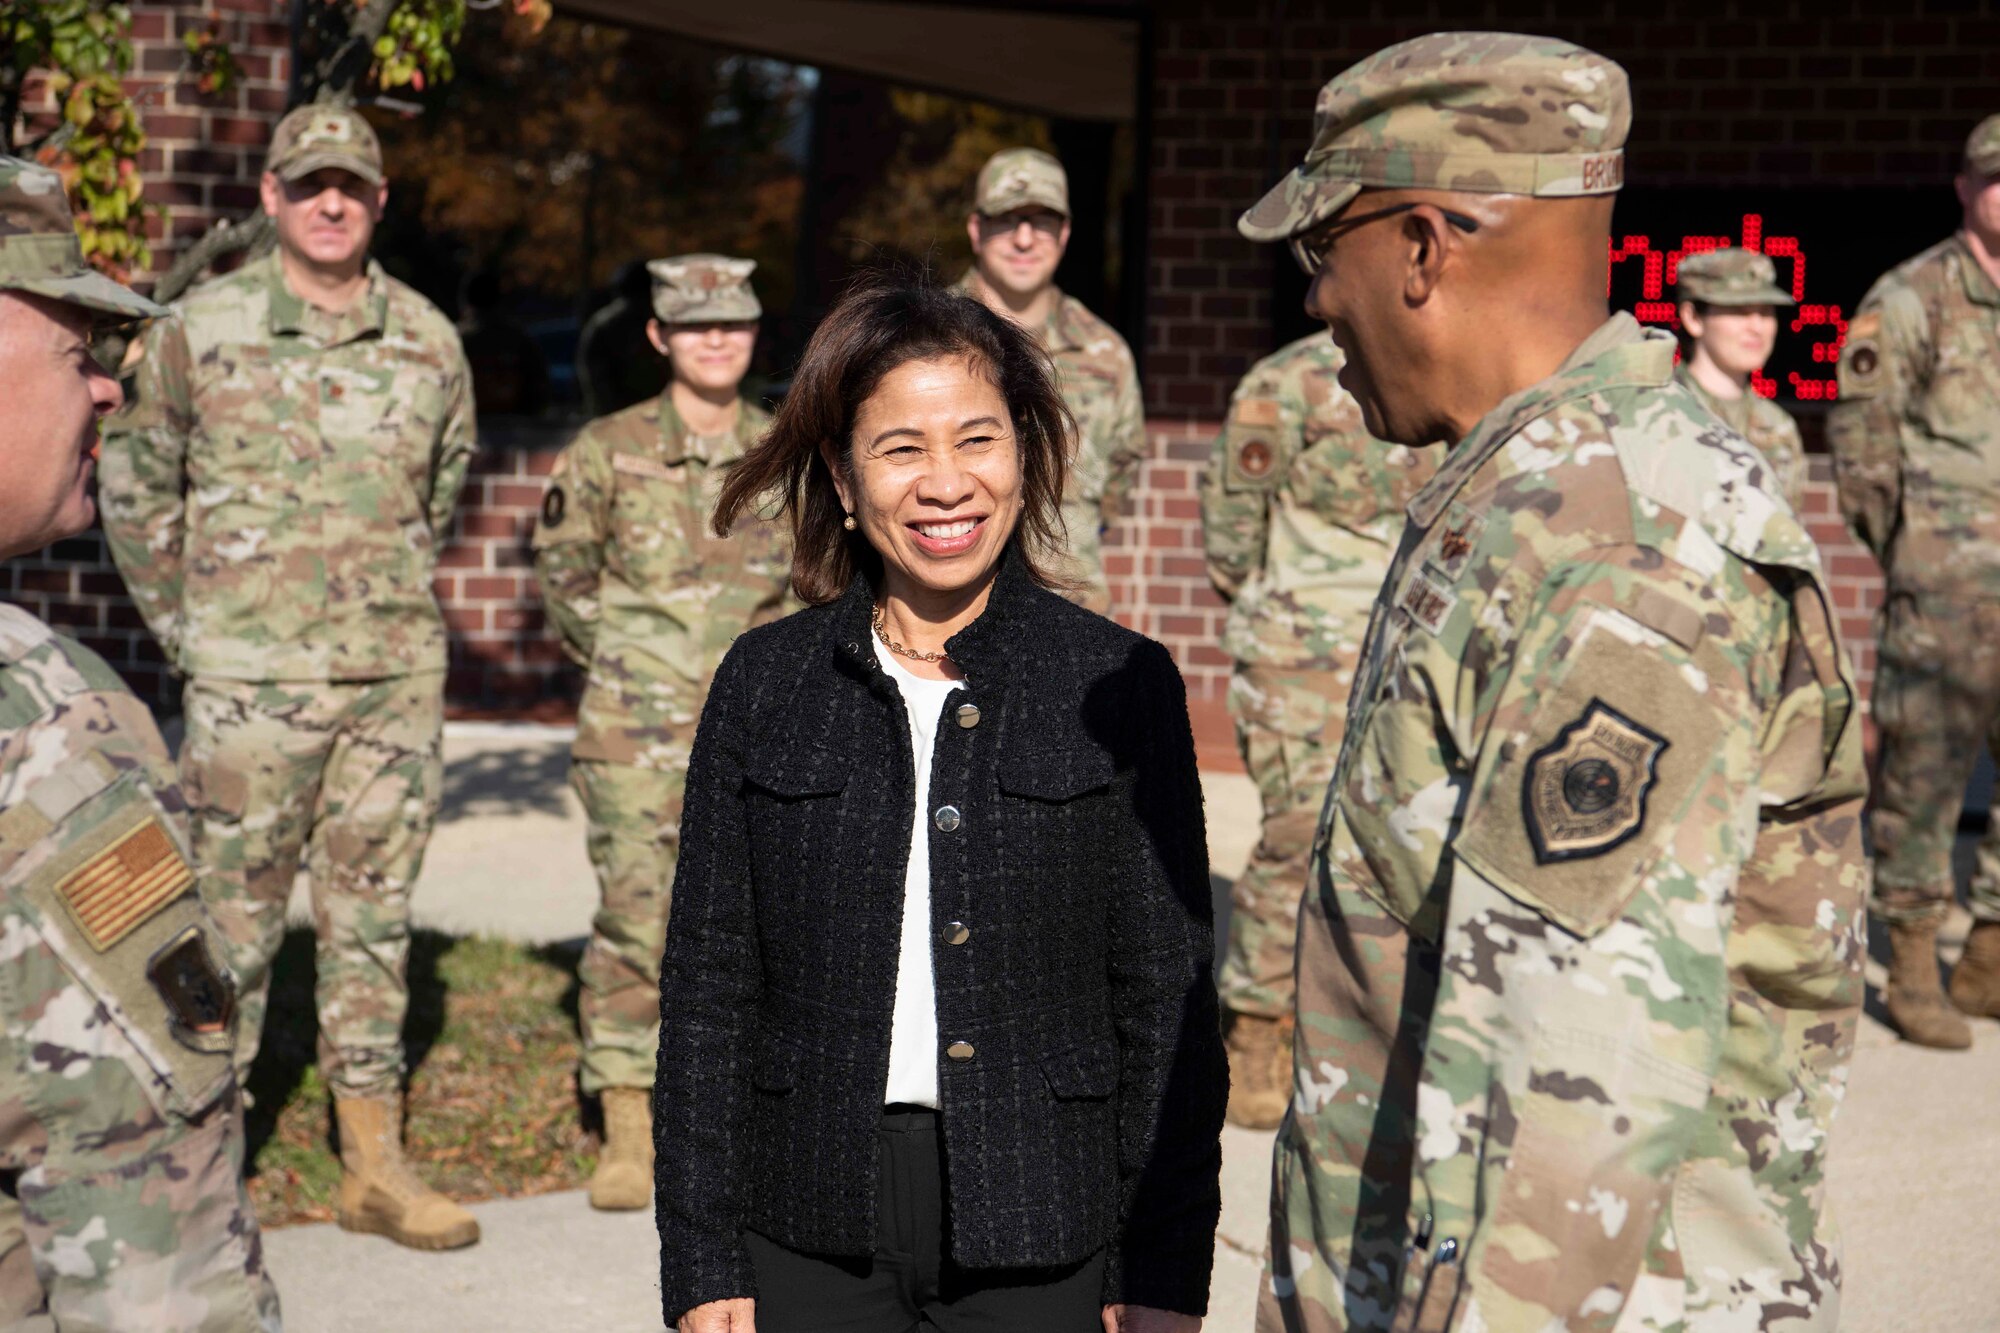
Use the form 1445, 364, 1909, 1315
260, 728, 1990, 1331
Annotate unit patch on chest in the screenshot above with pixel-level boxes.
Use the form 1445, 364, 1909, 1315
56, 817, 195, 951
1523, 699, 1670, 864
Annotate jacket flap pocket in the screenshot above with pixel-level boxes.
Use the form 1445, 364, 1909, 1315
744, 743, 851, 799
999, 744, 1115, 802
1042, 1036, 1120, 1099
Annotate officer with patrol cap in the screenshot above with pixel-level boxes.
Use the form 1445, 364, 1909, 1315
955, 148, 1146, 614
1240, 33, 1866, 1332
1674, 247, 1808, 512
1830, 114, 2000, 1051
0, 156, 281, 1330
533, 254, 790, 1212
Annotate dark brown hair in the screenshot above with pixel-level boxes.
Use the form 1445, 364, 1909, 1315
713, 278, 1074, 605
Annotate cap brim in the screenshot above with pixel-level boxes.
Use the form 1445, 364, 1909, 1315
275, 152, 383, 187
1237, 170, 1362, 243
977, 190, 1069, 219
1697, 287, 1797, 308
7, 270, 167, 322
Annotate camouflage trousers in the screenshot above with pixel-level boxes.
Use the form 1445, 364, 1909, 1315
1869, 595, 2000, 925
0, 913, 281, 1330
181, 673, 445, 1099
1218, 661, 1353, 1019
571, 758, 686, 1095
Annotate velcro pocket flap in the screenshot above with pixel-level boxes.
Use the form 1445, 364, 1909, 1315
999, 745, 1115, 802
1043, 1035, 1120, 1099
15, 774, 235, 1119
743, 743, 851, 799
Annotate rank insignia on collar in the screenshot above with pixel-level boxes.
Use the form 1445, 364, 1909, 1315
1523, 699, 1670, 864
1428, 503, 1486, 582
1398, 565, 1457, 635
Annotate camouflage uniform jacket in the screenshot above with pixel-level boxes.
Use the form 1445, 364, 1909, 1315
1272, 315, 1867, 1331
1201, 331, 1432, 667
99, 251, 477, 682
532, 393, 789, 769
1672, 363, 1809, 516
953, 273, 1145, 611
1827, 233, 2000, 596
0, 606, 271, 1325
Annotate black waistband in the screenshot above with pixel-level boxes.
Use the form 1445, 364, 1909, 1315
880, 1104, 939, 1132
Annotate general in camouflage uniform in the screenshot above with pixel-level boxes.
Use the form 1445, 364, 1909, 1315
0, 155, 280, 1329
1240, 36, 1867, 1331
98, 105, 481, 1251
533, 255, 789, 1211
1829, 114, 2000, 1051
1200, 331, 1431, 1130
1673, 247, 1809, 513
955, 148, 1145, 614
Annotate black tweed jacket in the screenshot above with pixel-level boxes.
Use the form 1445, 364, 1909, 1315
653, 552, 1226, 1324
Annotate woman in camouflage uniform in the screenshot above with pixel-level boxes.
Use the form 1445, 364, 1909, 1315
1673, 247, 1809, 512
532, 256, 790, 1210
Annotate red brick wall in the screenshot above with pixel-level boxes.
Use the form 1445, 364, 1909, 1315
1145, 0, 2000, 418
124, 0, 294, 278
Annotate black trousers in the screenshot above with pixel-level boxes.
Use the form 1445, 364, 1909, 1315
745, 1106, 1107, 1332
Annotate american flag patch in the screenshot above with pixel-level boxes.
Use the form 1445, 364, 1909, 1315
57, 819, 194, 952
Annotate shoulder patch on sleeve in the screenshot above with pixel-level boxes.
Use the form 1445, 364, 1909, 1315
1454, 603, 1731, 938
1523, 700, 1670, 864
540, 485, 566, 530
1836, 311, 1884, 398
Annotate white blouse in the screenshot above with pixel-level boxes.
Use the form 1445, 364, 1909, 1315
873, 637, 961, 1109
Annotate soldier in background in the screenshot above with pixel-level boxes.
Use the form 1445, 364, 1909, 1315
98, 105, 480, 1251
956, 148, 1145, 614
1829, 114, 2000, 1050
1199, 332, 1430, 1129
0, 155, 281, 1329
1674, 247, 1808, 512
1242, 35, 1866, 1330
532, 255, 790, 1211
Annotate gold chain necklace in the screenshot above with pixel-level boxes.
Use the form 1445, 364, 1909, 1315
872, 603, 950, 664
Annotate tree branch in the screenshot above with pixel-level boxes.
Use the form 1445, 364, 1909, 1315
310, 0, 400, 104
153, 208, 273, 305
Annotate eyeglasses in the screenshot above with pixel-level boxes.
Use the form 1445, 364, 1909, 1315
1289, 203, 1483, 277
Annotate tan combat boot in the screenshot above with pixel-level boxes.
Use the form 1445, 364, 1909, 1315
335, 1096, 481, 1250
1883, 918, 1973, 1050
1949, 920, 2000, 1019
1223, 1011, 1294, 1130
589, 1088, 654, 1211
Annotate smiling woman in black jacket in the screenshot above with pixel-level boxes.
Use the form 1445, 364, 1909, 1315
654, 281, 1226, 1333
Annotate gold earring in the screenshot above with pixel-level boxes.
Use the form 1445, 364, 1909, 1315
843, 514, 857, 531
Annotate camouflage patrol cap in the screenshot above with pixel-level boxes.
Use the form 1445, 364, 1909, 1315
266, 103, 383, 186
0, 156, 165, 321
647, 254, 761, 324
1240, 32, 1630, 243
1965, 114, 2000, 179
1675, 248, 1794, 308
974, 148, 1070, 218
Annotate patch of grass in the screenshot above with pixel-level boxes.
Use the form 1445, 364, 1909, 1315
245, 928, 597, 1227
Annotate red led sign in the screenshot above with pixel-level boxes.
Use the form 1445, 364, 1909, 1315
1607, 213, 1847, 402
